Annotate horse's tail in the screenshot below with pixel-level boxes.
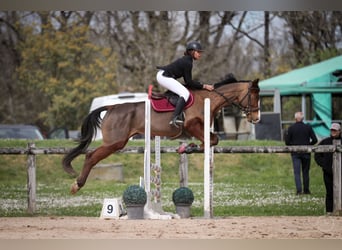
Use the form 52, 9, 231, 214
62, 106, 109, 177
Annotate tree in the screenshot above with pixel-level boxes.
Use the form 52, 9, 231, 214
94, 11, 241, 91
277, 11, 342, 67
0, 12, 23, 124
2, 11, 341, 132
16, 14, 118, 130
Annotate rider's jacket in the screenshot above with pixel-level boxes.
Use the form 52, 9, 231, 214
157, 55, 203, 90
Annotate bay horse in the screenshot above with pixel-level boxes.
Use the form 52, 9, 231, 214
63, 79, 260, 194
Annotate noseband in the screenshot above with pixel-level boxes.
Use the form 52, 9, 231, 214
213, 81, 260, 115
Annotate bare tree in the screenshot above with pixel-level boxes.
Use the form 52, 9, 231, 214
93, 11, 178, 92
0, 12, 23, 123
93, 11, 241, 91
264, 11, 271, 78
278, 11, 342, 66
3, 11, 340, 131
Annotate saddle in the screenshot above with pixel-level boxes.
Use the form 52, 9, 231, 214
148, 85, 194, 112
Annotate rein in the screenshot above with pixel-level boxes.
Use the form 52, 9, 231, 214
213, 81, 260, 115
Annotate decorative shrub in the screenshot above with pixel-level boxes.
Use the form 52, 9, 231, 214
172, 187, 194, 205
122, 185, 147, 206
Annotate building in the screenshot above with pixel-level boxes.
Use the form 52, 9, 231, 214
258, 55, 342, 140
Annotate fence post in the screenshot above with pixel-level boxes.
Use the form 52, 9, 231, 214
27, 142, 36, 214
333, 139, 342, 215
179, 141, 188, 187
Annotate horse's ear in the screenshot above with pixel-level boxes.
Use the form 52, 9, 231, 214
252, 78, 259, 86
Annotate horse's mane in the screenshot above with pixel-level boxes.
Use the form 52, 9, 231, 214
214, 80, 252, 89
213, 74, 252, 89
213, 73, 239, 89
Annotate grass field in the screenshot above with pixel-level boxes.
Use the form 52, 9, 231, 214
0, 139, 326, 217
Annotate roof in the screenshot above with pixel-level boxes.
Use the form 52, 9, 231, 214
90, 92, 148, 112
259, 55, 342, 95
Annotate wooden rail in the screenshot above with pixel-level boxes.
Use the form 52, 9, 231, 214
1, 145, 341, 155
1, 143, 341, 215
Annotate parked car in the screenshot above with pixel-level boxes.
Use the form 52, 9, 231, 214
0, 124, 44, 140
47, 127, 80, 140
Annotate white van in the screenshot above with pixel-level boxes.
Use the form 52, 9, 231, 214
89, 92, 148, 140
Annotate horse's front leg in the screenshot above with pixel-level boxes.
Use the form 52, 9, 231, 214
197, 132, 219, 151
184, 118, 219, 151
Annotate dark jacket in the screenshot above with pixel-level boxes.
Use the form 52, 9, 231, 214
314, 136, 342, 174
157, 55, 203, 90
285, 122, 318, 146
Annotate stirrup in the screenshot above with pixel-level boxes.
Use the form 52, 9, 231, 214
169, 117, 184, 128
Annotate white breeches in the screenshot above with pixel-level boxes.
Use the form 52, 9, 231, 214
156, 70, 190, 101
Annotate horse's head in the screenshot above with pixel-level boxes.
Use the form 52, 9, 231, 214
243, 79, 260, 124
213, 78, 260, 124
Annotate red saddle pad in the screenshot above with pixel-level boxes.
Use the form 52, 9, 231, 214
148, 85, 194, 112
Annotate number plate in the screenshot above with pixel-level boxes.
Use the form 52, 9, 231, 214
100, 198, 125, 219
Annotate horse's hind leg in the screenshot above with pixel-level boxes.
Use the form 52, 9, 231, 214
71, 142, 126, 194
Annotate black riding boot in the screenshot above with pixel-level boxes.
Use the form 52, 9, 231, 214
169, 97, 186, 127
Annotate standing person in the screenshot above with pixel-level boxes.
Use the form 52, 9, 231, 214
156, 41, 214, 127
285, 111, 318, 195
314, 123, 341, 214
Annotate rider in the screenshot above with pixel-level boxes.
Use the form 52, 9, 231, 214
156, 41, 214, 127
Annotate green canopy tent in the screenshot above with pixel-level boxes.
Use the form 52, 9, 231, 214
259, 55, 342, 138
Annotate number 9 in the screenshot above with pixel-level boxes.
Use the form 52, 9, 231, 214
107, 204, 113, 214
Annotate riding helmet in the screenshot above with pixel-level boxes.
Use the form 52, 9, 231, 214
186, 41, 204, 52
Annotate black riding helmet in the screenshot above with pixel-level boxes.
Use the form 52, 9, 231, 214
186, 41, 204, 52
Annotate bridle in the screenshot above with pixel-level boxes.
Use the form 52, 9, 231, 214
213, 81, 260, 116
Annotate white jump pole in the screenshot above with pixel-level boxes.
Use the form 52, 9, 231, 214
204, 98, 214, 218
143, 99, 172, 219
154, 135, 161, 203
144, 99, 161, 201
144, 99, 151, 193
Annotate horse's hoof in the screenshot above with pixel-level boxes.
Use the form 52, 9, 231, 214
178, 144, 186, 154
70, 181, 80, 194
186, 143, 201, 154
178, 143, 200, 154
